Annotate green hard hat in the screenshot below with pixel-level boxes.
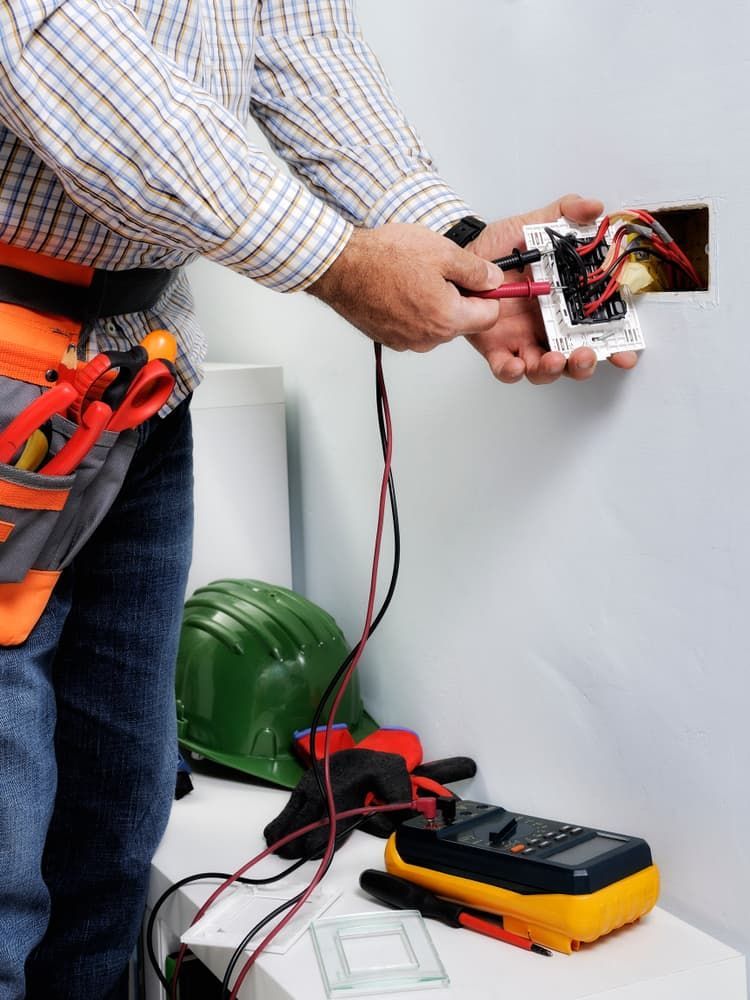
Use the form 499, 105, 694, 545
175, 579, 378, 789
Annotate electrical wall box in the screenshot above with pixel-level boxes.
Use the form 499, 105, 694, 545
524, 219, 646, 361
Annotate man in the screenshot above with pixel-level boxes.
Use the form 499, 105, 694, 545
0, 1, 637, 997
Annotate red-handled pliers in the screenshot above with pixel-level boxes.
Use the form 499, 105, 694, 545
0, 383, 78, 466
40, 350, 175, 475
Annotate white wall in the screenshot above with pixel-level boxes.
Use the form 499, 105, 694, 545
188, 0, 750, 971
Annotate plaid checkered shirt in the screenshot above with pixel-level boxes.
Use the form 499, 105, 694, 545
0, 0, 471, 403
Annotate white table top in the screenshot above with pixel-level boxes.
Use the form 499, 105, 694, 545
149, 772, 747, 1000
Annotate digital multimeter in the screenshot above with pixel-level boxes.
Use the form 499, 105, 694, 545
385, 800, 660, 954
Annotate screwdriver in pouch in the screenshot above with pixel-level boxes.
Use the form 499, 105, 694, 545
359, 869, 552, 956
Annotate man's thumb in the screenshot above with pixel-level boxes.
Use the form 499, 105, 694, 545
445, 246, 504, 292
520, 193, 604, 228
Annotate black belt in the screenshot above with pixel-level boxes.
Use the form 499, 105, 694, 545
0, 264, 179, 323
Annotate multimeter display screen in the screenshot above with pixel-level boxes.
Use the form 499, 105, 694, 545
550, 835, 625, 866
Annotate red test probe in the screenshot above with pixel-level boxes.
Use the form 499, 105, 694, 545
475, 279, 552, 300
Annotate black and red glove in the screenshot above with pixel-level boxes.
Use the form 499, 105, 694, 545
263, 727, 476, 858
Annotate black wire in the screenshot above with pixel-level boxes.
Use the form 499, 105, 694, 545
545, 227, 588, 284
166, 344, 401, 999
225, 344, 397, 998
218, 815, 368, 997
308, 343, 400, 809
146, 860, 308, 991
153, 818, 368, 996
221, 896, 304, 996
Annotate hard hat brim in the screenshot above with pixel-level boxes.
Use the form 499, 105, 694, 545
178, 708, 380, 789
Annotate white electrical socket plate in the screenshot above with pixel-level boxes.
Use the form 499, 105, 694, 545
180, 881, 341, 956
523, 218, 646, 360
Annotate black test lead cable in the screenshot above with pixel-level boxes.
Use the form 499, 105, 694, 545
221, 343, 397, 998
218, 816, 368, 997
307, 343, 399, 808
146, 860, 307, 991
167, 343, 400, 998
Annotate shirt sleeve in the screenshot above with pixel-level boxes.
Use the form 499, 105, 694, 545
251, 0, 473, 233
0, 0, 351, 291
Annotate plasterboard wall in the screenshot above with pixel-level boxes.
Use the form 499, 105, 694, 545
188, 0, 750, 975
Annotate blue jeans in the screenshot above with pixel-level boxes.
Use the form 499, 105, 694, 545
0, 399, 194, 999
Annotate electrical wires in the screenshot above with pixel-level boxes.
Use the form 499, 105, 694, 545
160, 342, 401, 999
548, 208, 702, 324
147, 860, 307, 992
220, 343, 394, 998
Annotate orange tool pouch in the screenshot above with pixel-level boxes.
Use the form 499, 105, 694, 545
0, 245, 167, 646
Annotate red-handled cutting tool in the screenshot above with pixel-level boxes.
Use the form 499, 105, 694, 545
0, 330, 178, 473
0, 383, 78, 466
40, 401, 112, 476
359, 868, 552, 956
40, 339, 176, 475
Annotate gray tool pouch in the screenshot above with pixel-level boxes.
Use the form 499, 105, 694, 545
0, 383, 137, 646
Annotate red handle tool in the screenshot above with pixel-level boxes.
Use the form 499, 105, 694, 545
40, 401, 112, 476
105, 359, 175, 432
0, 382, 78, 465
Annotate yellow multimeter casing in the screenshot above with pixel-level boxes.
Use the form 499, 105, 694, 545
385, 800, 660, 955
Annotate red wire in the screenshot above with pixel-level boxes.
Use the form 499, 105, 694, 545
651, 235, 701, 286
225, 343, 394, 999
585, 226, 629, 281
576, 215, 610, 256
170, 344, 395, 1000
561, 208, 701, 316
621, 209, 701, 286
583, 279, 616, 316
169, 800, 421, 996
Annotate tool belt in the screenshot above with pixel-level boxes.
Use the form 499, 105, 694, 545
0, 244, 179, 646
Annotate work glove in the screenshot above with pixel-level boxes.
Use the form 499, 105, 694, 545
264, 728, 477, 859
264, 748, 413, 859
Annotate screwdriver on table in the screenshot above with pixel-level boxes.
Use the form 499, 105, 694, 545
359, 869, 552, 956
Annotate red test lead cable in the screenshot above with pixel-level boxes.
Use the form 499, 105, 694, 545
170, 343, 398, 1000
169, 800, 438, 997
229, 344, 394, 998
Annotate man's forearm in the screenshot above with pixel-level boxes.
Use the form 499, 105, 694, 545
251, 0, 473, 236
0, 0, 350, 291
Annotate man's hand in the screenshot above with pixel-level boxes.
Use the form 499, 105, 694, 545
465, 194, 640, 384
308, 223, 504, 352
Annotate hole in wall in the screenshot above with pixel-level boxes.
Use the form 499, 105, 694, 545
641, 203, 710, 292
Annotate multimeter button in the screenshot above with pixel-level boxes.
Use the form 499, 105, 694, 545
570, 827, 583, 834
538, 840, 551, 847
522, 847, 535, 854
527, 838, 541, 845
510, 844, 526, 854
554, 833, 567, 841
560, 825, 572, 832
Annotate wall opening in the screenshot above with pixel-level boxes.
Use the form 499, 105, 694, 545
643, 204, 710, 292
